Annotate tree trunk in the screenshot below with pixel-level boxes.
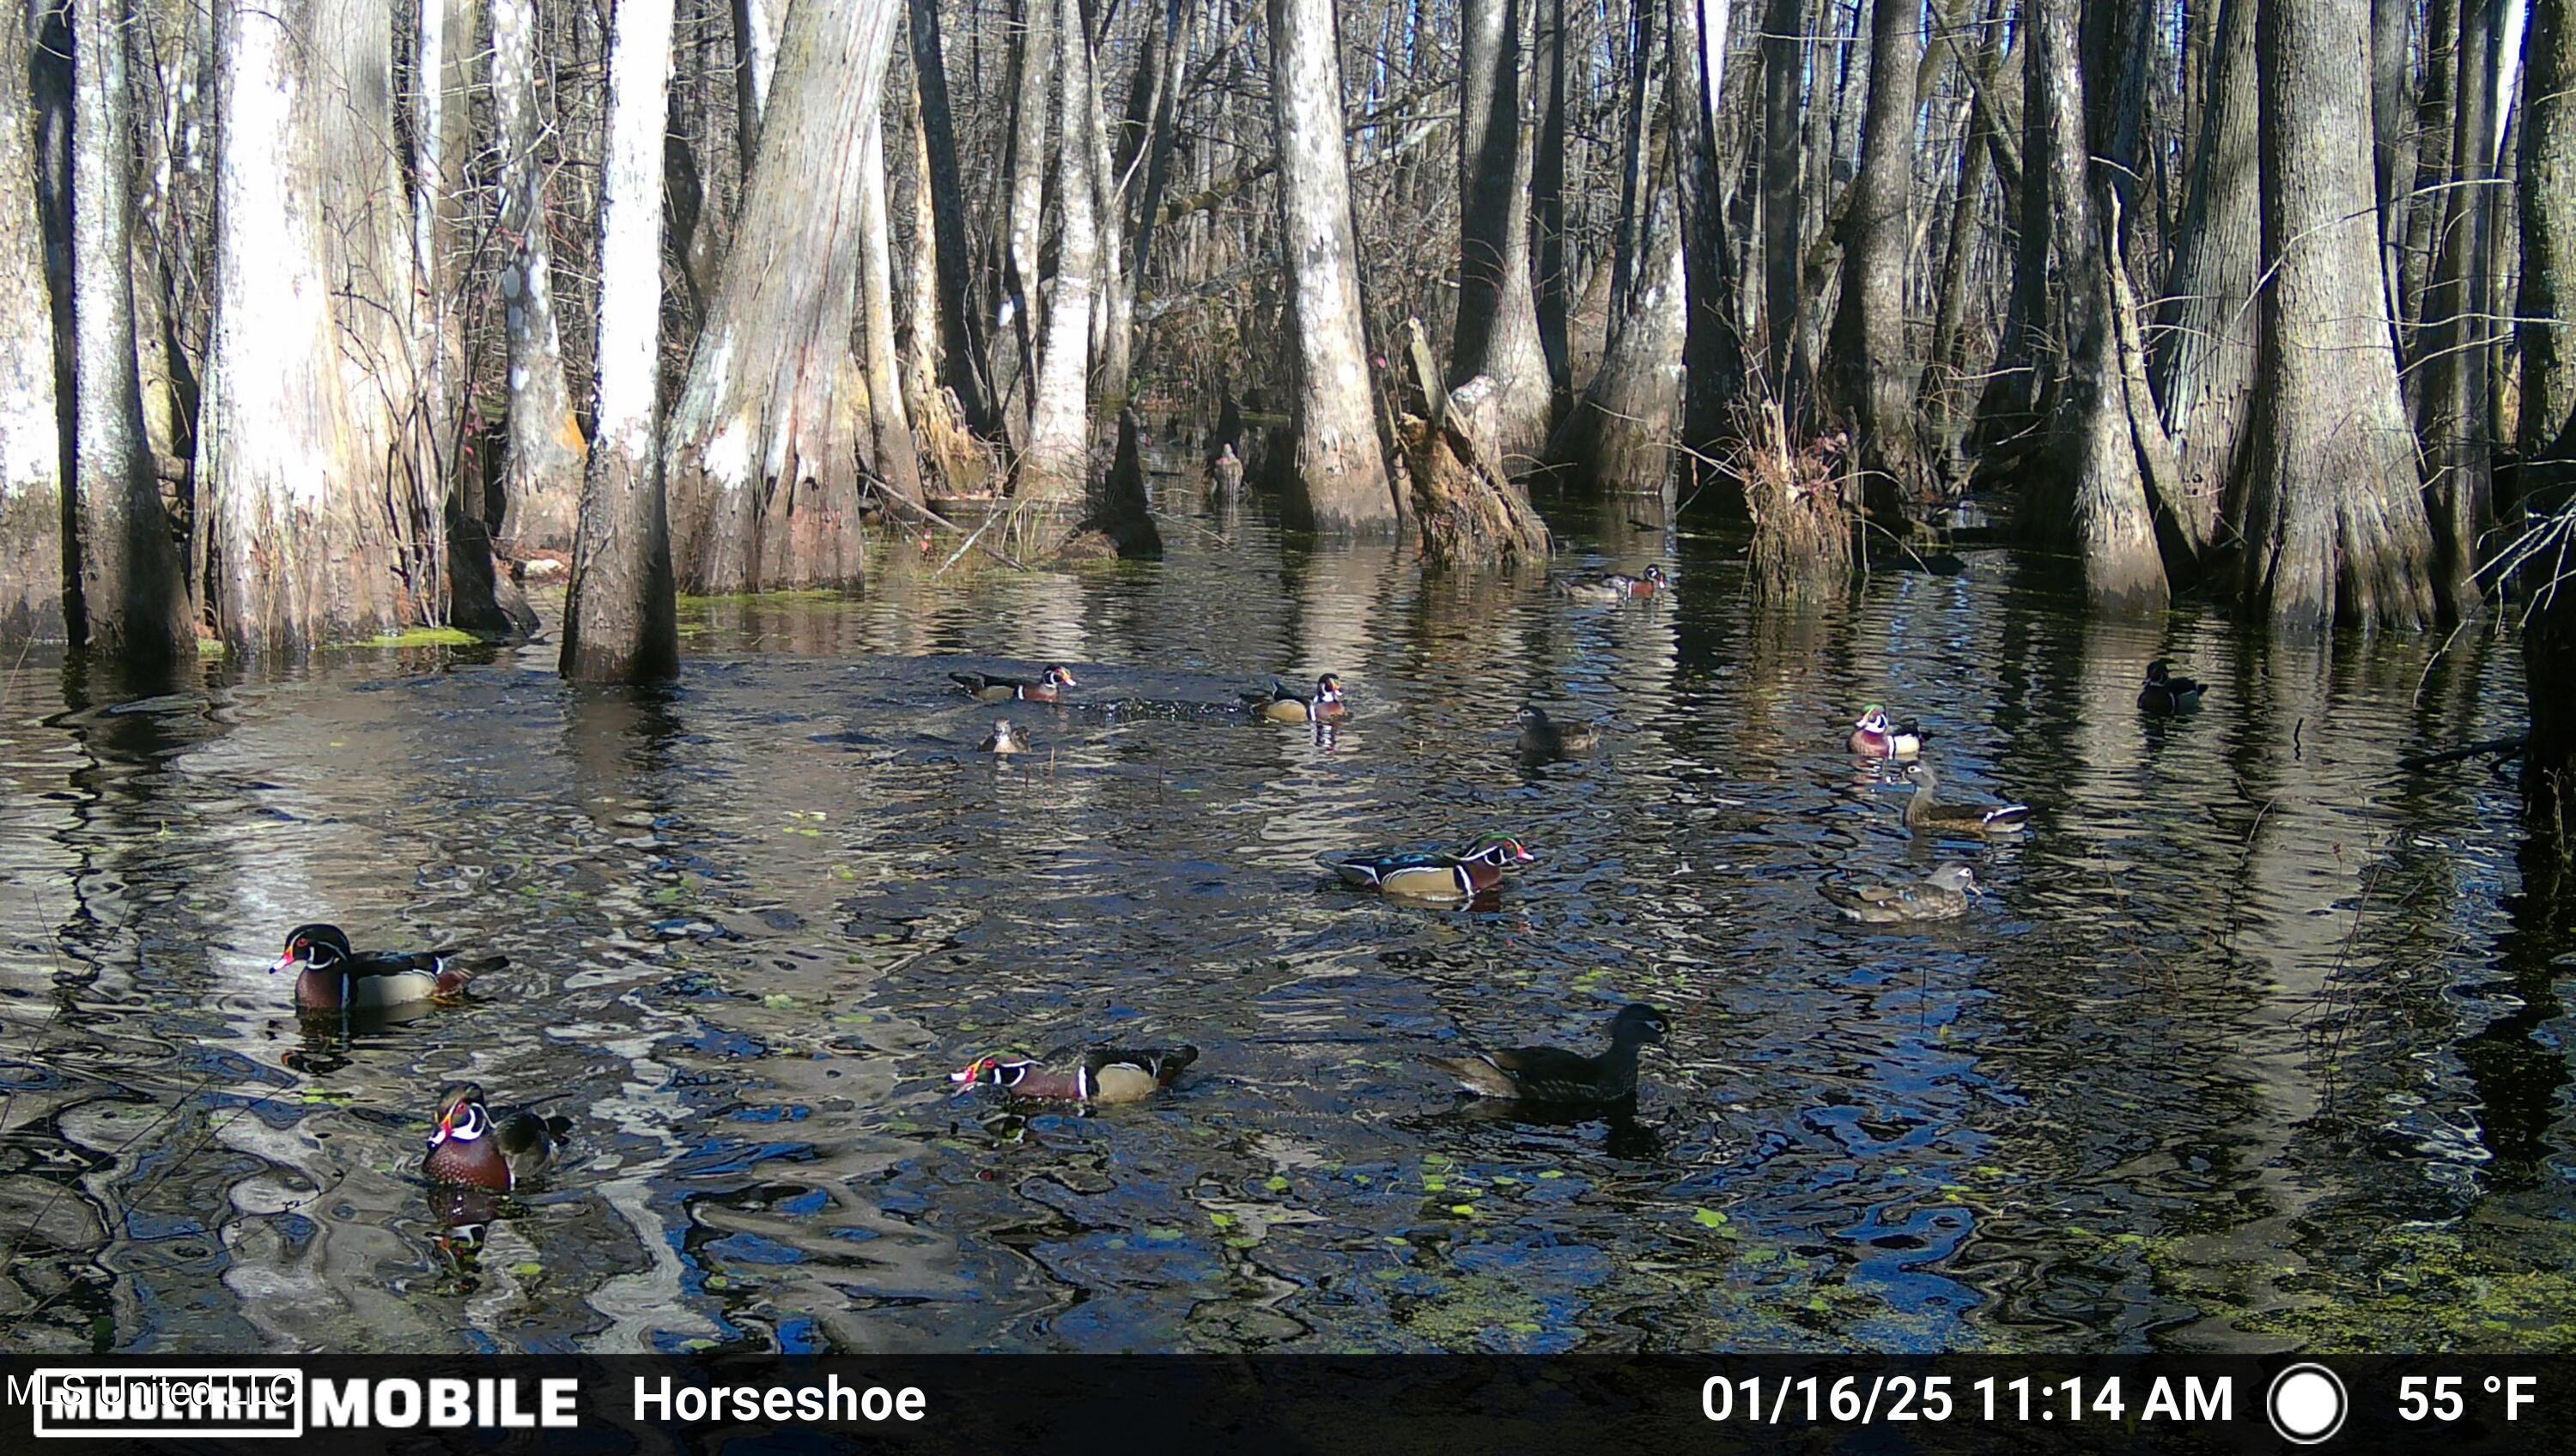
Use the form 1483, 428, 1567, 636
1449, 0, 1552, 466
2242, 0, 2439, 629
1973, 15, 2052, 453
2409, 0, 2458, 346
0, 3, 63, 640
1757, 0, 1803, 391
1533, 0, 1571, 406
857, 112, 923, 507
1828, 0, 1922, 522
661, 0, 902, 592
1267, 0, 1397, 532
2523, 0, 2576, 454
904, 0, 991, 432
200, 0, 434, 653
562, 0, 678, 684
2151, 0, 2255, 555
491, 0, 585, 554
2372, 0, 2416, 329
2418, 0, 2502, 616
996, 0, 1054, 440
1018, 0, 1099, 507
2026, 0, 2168, 610
2529, 550, 2576, 845
70, 0, 190, 661
1668, 0, 1744, 515
1549, 167, 1686, 501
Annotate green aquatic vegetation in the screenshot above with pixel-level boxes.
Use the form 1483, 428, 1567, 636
2166, 1224, 2576, 1352
360, 626, 480, 648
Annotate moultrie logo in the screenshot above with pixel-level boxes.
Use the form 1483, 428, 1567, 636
15, 1368, 304, 1439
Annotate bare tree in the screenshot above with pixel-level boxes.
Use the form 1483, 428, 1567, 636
1449, 0, 1552, 464
857, 112, 924, 506
1268, 0, 1398, 531
562, 0, 679, 683
70, 0, 189, 660
2522, 0, 2576, 456
199, 0, 434, 652
1019, 0, 1100, 507
2152, 0, 2254, 557
661, 0, 904, 592
2240, 0, 2438, 628
0, 3, 60, 639
492, 0, 586, 554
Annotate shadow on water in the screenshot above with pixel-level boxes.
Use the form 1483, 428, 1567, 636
0, 484, 2558, 1354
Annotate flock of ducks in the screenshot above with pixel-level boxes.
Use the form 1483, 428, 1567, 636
265, 561, 2215, 1196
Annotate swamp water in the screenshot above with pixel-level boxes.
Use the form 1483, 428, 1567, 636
0, 487, 2564, 1354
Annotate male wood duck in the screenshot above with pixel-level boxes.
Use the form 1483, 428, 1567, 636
1429, 1003, 1668, 1102
1322, 831, 1535, 904
1553, 564, 1669, 602
1902, 762, 2031, 836
1822, 863, 1981, 922
1516, 706, 1601, 759
951, 665, 1079, 702
1847, 704, 1926, 759
1242, 673, 1347, 722
948, 1044, 1199, 1103
422, 1082, 569, 1192
274, 923, 501, 1013
980, 719, 1025, 755
2137, 659, 2208, 714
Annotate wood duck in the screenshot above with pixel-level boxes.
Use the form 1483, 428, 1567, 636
1902, 762, 2031, 836
1242, 673, 1347, 722
1322, 831, 1534, 904
980, 719, 1025, 755
1429, 1003, 1668, 1102
1553, 564, 1669, 602
422, 1083, 569, 1192
1516, 706, 1601, 759
948, 1044, 1198, 1103
951, 665, 1078, 702
2137, 659, 2208, 714
1822, 863, 1981, 922
1847, 704, 1926, 759
274, 923, 501, 1013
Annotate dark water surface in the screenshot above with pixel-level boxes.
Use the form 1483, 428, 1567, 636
1, 488, 2566, 1354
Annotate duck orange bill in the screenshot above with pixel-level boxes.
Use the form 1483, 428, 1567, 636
427, 1108, 458, 1148
270, 951, 297, 974
948, 1058, 998, 1091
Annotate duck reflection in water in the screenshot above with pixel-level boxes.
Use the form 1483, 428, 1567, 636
283, 998, 438, 1077
1439, 1094, 1666, 1162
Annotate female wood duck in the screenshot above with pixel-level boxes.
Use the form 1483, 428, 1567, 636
2137, 659, 2208, 714
1822, 863, 1980, 922
951, 665, 1078, 702
1242, 673, 1347, 722
1847, 704, 1926, 759
1554, 564, 1669, 602
1516, 706, 1601, 759
948, 1044, 1198, 1103
274, 923, 501, 1013
1902, 762, 2031, 836
1429, 1003, 1668, 1102
422, 1082, 570, 1192
1323, 831, 1535, 904
980, 719, 1025, 754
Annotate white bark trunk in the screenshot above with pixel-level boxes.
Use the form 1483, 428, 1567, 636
1020, 0, 1098, 505
562, 0, 677, 682
0, 6, 64, 638
492, 0, 585, 552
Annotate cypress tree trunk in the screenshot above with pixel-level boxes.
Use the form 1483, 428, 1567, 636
1828, 0, 1922, 521
1756, 0, 1803, 392
2372, 0, 2416, 327
904, 0, 990, 432
200, 0, 434, 652
2524, 0, 2576, 454
562, 0, 677, 684
995, 0, 1053, 440
70, 0, 190, 661
1550, 172, 1686, 501
1668, 0, 1744, 515
2241, 0, 2439, 629
857, 113, 924, 507
1449, 0, 1552, 466
2151, 0, 2255, 555
2026, 0, 2168, 610
661, 0, 902, 592
1018, 0, 1099, 507
2417, 0, 2502, 616
1533, 0, 1571, 407
0, 3, 63, 640
1267, 0, 1397, 532
491, 0, 585, 555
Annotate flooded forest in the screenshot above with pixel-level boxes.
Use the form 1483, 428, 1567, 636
2, 0, 2575, 1354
